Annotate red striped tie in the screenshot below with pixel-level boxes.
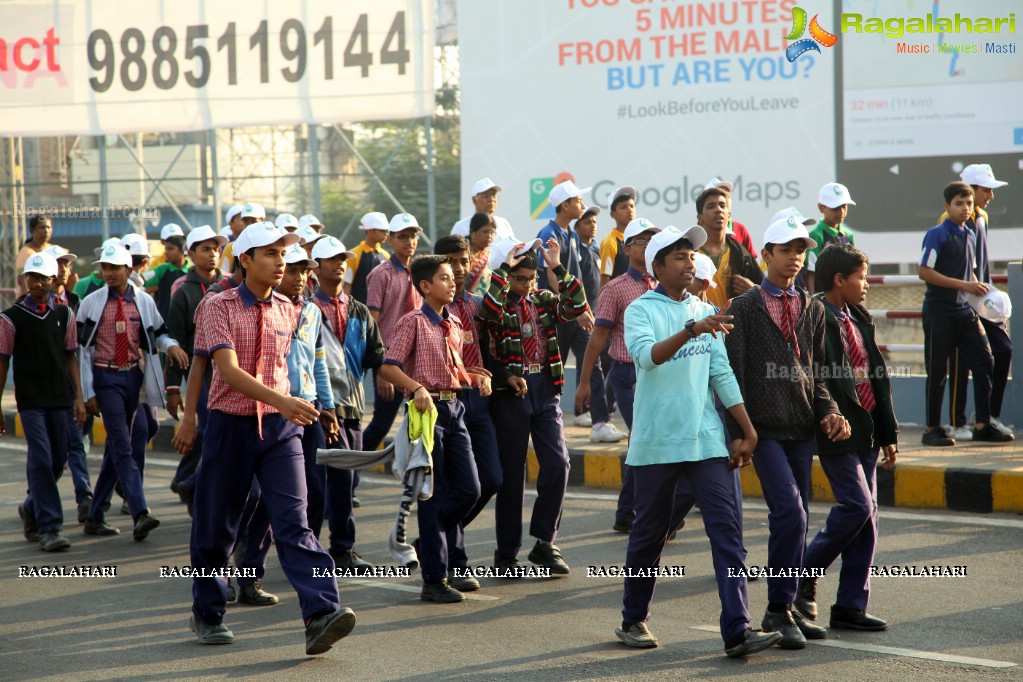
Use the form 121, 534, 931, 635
520, 300, 540, 363
642, 275, 656, 291
842, 315, 876, 414
254, 303, 266, 439
113, 297, 130, 366
779, 292, 799, 358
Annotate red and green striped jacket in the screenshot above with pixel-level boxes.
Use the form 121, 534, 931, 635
480, 264, 589, 392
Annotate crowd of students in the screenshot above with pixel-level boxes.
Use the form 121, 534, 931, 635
3, 163, 1012, 658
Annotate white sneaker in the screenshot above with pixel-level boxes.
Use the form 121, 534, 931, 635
990, 417, 1014, 436
950, 426, 972, 441
591, 422, 627, 443
573, 413, 593, 427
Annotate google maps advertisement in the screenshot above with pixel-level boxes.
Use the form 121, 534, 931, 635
458, 0, 1021, 263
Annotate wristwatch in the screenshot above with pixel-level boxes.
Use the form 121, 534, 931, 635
685, 318, 698, 337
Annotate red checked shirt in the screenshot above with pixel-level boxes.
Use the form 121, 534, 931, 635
193, 282, 295, 416
594, 268, 657, 363
314, 288, 349, 343
0, 298, 78, 358
93, 287, 141, 365
447, 290, 484, 369
366, 254, 422, 346
384, 304, 466, 395
759, 280, 803, 358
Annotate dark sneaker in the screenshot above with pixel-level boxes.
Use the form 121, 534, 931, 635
921, 429, 955, 447
333, 549, 373, 573
613, 514, 634, 533
447, 573, 481, 592
794, 577, 818, 620
237, 580, 280, 606
132, 513, 160, 541
615, 621, 659, 648
830, 605, 887, 631
190, 615, 235, 645
493, 552, 524, 578
791, 609, 827, 639
666, 519, 686, 542
420, 580, 465, 603
77, 497, 92, 524
18, 504, 39, 542
527, 540, 570, 576
39, 530, 71, 552
725, 628, 783, 658
305, 607, 356, 655
226, 578, 237, 603
761, 609, 807, 649
972, 423, 1014, 443
83, 518, 120, 536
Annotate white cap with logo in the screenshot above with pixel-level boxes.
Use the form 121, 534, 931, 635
491, 237, 542, 268
763, 216, 819, 250
43, 245, 77, 263
645, 225, 708, 277
225, 203, 245, 223
160, 224, 185, 241
388, 213, 423, 233
283, 242, 319, 268
969, 289, 1012, 323
96, 243, 134, 268
770, 207, 816, 227
295, 224, 326, 245
472, 177, 503, 196
311, 236, 356, 261
23, 251, 58, 277
237, 221, 301, 251
240, 202, 266, 220
818, 182, 857, 208
694, 252, 718, 288
548, 180, 591, 209
94, 237, 122, 257
623, 217, 661, 242
704, 177, 734, 193
274, 213, 299, 231
186, 225, 229, 251
121, 233, 151, 257
298, 214, 325, 232
359, 212, 388, 231
960, 163, 1008, 189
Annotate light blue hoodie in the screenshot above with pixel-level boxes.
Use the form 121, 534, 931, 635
624, 287, 744, 466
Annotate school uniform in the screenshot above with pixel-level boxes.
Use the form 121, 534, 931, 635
78, 283, 178, 524
480, 263, 588, 560
312, 288, 384, 558
726, 282, 839, 609
383, 303, 481, 584
363, 255, 423, 452
801, 299, 898, 613
620, 285, 752, 646
190, 282, 343, 627
0, 297, 78, 537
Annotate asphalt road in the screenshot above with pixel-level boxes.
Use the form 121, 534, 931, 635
1, 439, 1022, 682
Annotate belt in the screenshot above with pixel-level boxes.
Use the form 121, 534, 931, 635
94, 361, 139, 372
426, 390, 458, 401
525, 363, 543, 375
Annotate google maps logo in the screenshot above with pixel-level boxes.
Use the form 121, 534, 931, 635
785, 7, 839, 62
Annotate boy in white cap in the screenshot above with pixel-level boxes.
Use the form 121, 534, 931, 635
298, 214, 325, 234
690, 252, 718, 301
805, 182, 857, 294
1, 252, 86, 551
345, 212, 390, 304
362, 213, 424, 452
275, 213, 300, 232
145, 230, 189, 320
219, 203, 266, 277
451, 177, 516, 241
614, 224, 778, 657
78, 243, 188, 540
725, 216, 848, 649
943, 164, 1013, 439
598, 186, 637, 286
122, 233, 151, 288
74, 237, 122, 300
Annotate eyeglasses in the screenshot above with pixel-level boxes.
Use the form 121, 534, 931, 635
509, 274, 539, 284
628, 238, 651, 246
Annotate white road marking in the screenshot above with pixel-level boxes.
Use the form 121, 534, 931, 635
689, 625, 1017, 668
340, 579, 499, 601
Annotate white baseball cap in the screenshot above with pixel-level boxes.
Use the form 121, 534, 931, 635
96, 243, 133, 268
388, 213, 423, 233
311, 236, 356, 261
359, 212, 388, 231
960, 163, 1008, 189
274, 213, 299, 231
23, 251, 58, 278
298, 214, 325, 232
219, 225, 233, 238
283, 242, 319, 268
238, 221, 301, 251
623, 217, 661, 242
160, 224, 184, 241
240, 202, 266, 220
491, 237, 542, 268
548, 180, 591, 209
704, 177, 734, 193
818, 182, 857, 208
644, 225, 708, 277
969, 289, 1012, 323
472, 177, 503, 196
43, 245, 77, 263
763, 216, 819, 249
94, 237, 122, 257
121, 233, 151, 257
225, 203, 244, 223
295, 224, 325, 245
579, 205, 601, 221
770, 207, 816, 227
186, 224, 229, 251
608, 186, 637, 212
693, 252, 718, 288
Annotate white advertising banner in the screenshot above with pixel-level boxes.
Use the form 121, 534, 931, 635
0, 0, 434, 135
459, 0, 1022, 263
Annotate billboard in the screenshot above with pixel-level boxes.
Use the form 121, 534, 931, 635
0, 0, 434, 135
459, 0, 1022, 263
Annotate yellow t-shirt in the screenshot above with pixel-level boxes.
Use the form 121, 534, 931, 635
598, 229, 626, 277
704, 243, 731, 308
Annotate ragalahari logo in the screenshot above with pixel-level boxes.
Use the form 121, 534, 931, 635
785, 7, 839, 62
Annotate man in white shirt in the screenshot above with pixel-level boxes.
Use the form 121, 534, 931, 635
451, 177, 517, 242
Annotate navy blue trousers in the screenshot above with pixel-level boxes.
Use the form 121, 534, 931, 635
557, 321, 609, 423
65, 411, 92, 504
950, 317, 1012, 425
88, 368, 146, 522
622, 458, 750, 644
173, 382, 208, 491
493, 372, 570, 559
326, 419, 362, 555
752, 438, 814, 605
190, 411, 340, 625
22, 408, 70, 533
803, 448, 879, 611
235, 477, 273, 588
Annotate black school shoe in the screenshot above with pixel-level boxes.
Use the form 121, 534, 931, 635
527, 540, 570, 575
613, 514, 634, 533
133, 513, 160, 541
18, 504, 39, 542
761, 609, 807, 649
921, 429, 955, 447
830, 605, 887, 631
794, 577, 818, 620
39, 530, 71, 552
420, 580, 465, 603
725, 628, 783, 658
305, 607, 356, 655
972, 423, 1015, 443
237, 580, 280, 606
83, 517, 120, 536
77, 497, 92, 524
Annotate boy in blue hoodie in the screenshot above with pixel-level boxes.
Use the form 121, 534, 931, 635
615, 225, 781, 658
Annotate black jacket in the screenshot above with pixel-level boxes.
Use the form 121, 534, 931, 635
165, 268, 220, 389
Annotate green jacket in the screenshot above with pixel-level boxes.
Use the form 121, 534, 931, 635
814, 294, 898, 454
